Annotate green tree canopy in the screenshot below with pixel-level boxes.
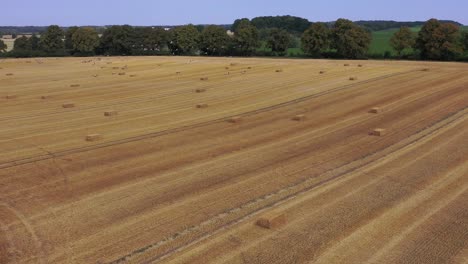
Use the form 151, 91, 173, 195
234, 20, 259, 55
71, 27, 100, 54
390, 27, 415, 57
30, 34, 40, 50
415, 19, 462, 60
200, 25, 230, 55
251, 16, 311, 34
168, 25, 200, 55
267, 28, 291, 54
99, 25, 134, 55
462, 32, 468, 51
141, 27, 168, 51
40, 25, 65, 53
301, 23, 331, 56
14, 36, 32, 51
65, 26, 79, 50
232, 18, 250, 33
331, 19, 372, 59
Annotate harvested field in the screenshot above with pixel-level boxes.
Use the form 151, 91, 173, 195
0, 56, 467, 264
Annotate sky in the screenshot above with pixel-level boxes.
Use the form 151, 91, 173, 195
2, 0, 467, 26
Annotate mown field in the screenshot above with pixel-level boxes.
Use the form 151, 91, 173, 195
1, 39, 15, 52
0, 57, 467, 264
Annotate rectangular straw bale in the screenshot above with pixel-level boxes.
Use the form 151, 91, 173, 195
228, 116, 242, 123
196, 103, 208, 108
371, 128, 386, 136
257, 213, 287, 229
369, 107, 382, 114
62, 103, 75, 108
86, 134, 102, 142
104, 110, 118, 117
293, 114, 306, 121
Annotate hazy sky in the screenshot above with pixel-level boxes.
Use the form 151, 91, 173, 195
2, 0, 467, 26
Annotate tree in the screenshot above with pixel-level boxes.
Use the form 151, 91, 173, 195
168, 25, 200, 55
301, 23, 330, 56
65, 26, 79, 51
14, 36, 32, 51
415, 19, 462, 60
462, 32, 468, 51
142, 27, 167, 51
390, 27, 415, 57
234, 20, 259, 55
0, 40, 6, 53
40, 25, 65, 53
331, 19, 371, 58
200, 25, 230, 55
30, 34, 40, 50
71, 27, 99, 54
267, 28, 291, 54
251, 16, 311, 34
99, 25, 134, 55
232, 18, 250, 33
331, 19, 372, 59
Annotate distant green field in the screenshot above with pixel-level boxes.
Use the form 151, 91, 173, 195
369, 27, 421, 55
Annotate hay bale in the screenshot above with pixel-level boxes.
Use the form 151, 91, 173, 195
369, 107, 382, 114
129, 74, 136, 77
422, 68, 430, 72
104, 110, 118, 117
40, 95, 49, 100
86, 134, 102, 142
70, 84, 80, 88
371, 128, 386, 136
176, 71, 181, 75
247, 67, 252, 69
118, 72, 126, 76
225, 67, 230, 70
349, 77, 357, 81
292, 114, 306, 121
344, 63, 350, 66
92, 74, 98, 77
196, 103, 208, 109
62, 103, 75, 108
5, 95, 17, 99
256, 213, 287, 229
319, 70, 325, 74
200, 77, 209, 81
112, 66, 119, 69
6, 73, 14, 76
195, 88, 206, 93
358, 64, 363, 67
275, 69, 283, 73
230, 63, 238, 66
228, 116, 242, 123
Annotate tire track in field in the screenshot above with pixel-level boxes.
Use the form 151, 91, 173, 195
0, 69, 422, 170
108, 103, 467, 264
0, 202, 46, 264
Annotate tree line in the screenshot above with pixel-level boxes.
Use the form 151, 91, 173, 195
389, 19, 467, 60
1, 18, 467, 61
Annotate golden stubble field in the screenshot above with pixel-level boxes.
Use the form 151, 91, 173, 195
0, 56, 467, 264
